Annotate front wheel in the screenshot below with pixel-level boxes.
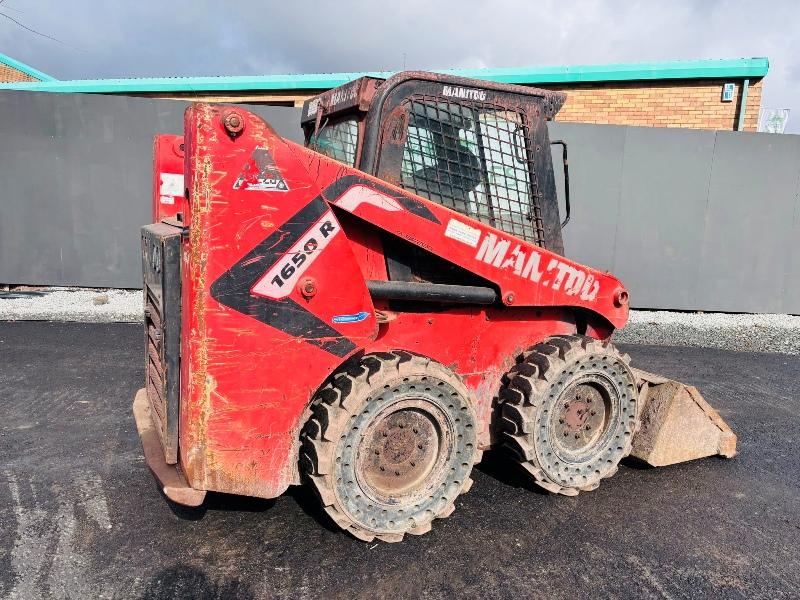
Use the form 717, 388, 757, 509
301, 351, 480, 543
499, 335, 638, 495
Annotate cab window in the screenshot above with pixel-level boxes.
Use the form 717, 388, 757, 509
309, 118, 359, 166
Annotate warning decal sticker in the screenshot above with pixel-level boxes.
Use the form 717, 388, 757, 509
233, 147, 290, 192
444, 218, 481, 247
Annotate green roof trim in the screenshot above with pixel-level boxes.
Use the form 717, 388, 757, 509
0, 57, 768, 94
0, 52, 55, 82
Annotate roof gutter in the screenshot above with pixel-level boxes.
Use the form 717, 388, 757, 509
0, 54, 56, 82
0, 58, 770, 94
736, 79, 750, 131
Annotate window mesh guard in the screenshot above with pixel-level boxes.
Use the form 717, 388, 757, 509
311, 118, 359, 166
400, 96, 543, 244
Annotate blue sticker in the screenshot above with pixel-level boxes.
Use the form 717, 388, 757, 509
332, 311, 370, 324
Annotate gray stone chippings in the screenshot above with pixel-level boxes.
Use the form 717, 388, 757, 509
1, 289, 799, 355
615, 310, 800, 355
0, 289, 143, 324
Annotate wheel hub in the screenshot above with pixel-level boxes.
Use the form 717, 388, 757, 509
553, 382, 610, 455
359, 403, 443, 500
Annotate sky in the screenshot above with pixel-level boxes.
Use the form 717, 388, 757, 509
1, 0, 798, 132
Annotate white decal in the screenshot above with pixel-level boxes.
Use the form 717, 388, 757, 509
251, 210, 340, 300
159, 173, 184, 197
329, 83, 358, 107
335, 185, 402, 212
442, 85, 487, 101
159, 195, 175, 205
444, 219, 481, 247
306, 98, 320, 118
475, 232, 600, 301
475, 232, 510, 267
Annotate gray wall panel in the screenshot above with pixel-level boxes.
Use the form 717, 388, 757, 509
0, 91, 302, 288
551, 122, 799, 314
785, 185, 800, 311
613, 126, 716, 310
550, 122, 626, 273
698, 132, 800, 313
1, 91, 799, 313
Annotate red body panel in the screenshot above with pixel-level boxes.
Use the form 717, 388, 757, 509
152, 134, 186, 221
177, 105, 629, 499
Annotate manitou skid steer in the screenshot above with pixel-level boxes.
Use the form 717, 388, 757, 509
135, 72, 736, 542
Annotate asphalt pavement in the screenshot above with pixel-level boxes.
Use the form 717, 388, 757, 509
1, 322, 798, 599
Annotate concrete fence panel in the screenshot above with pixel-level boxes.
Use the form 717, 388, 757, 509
1, 91, 798, 313
0, 91, 301, 289
550, 121, 800, 314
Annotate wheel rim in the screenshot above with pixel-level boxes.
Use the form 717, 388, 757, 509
356, 397, 451, 504
549, 374, 617, 462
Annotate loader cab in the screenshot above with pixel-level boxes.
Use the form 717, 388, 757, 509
302, 72, 567, 254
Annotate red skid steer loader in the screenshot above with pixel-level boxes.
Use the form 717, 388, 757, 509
135, 72, 736, 542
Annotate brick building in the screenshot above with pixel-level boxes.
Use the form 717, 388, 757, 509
0, 52, 54, 83
0, 56, 768, 131
546, 77, 763, 131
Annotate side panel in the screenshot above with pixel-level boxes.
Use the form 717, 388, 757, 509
180, 105, 377, 498
152, 134, 186, 222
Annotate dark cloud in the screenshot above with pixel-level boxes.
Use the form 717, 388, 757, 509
1, 0, 798, 131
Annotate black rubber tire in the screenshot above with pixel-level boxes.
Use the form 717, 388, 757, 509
498, 334, 638, 496
300, 351, 481, 543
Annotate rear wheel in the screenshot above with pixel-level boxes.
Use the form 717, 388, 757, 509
499, 335, 638, 495
301, 351, 480, 542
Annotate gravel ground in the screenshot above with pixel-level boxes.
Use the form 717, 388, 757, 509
0, 288, 142, 323
1, 288, 799, 354
616, 310, 800, 354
